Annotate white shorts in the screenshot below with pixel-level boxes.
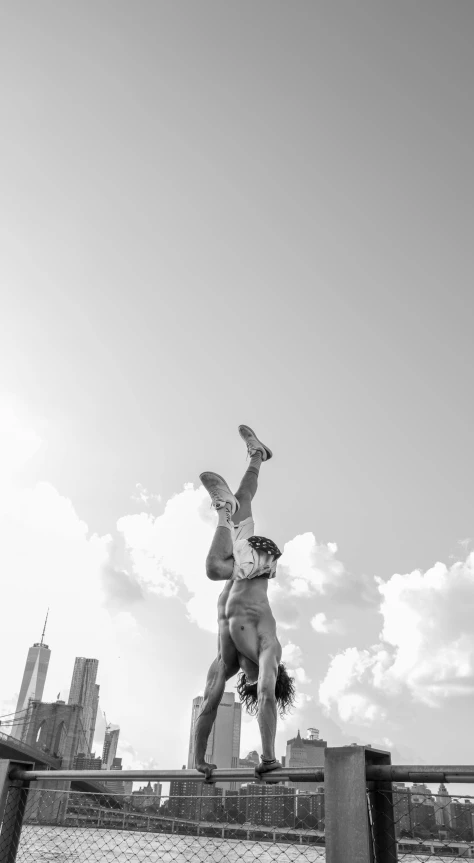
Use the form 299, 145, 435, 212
231, 517, 278, 581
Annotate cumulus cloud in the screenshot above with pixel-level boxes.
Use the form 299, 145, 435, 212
118, 483, 221, 631
319, 648, 388, 724
116, 499, 374, 636
116, 738, 160, 772
281, 642, 311, 685
277, 534, 343, 596
277, 533, 377, 605
294, 667, 311, 684
281, 642, 303, 667
101, 564, 144, 612
319, 554, 474, 724
268, 583, 300, 630
131, 483, 162, 507
311, 612, 345, 635
0, 402, 147, 741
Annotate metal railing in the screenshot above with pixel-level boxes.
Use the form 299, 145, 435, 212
8, 764, 474, 784
8, 765, 325, 783
1, 747, 474, 862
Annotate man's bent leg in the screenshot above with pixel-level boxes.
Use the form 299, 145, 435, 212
255, 646, 282, 775
206, 509, 234, 581
200, 472, 238, 580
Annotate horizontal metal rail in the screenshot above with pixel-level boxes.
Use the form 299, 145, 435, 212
365, 765, 474, 783
9, 763, 474, 784
8, 766, 324, 783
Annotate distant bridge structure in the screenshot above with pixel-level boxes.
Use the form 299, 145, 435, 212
0, 731, 117, 797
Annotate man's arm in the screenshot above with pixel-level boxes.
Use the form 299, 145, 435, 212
194, 658, 226, 777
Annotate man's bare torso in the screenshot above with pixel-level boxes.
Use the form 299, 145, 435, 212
217, 576, 280, 680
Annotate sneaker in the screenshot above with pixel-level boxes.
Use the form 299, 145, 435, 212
238, 425, 273, 461
199, 472, 240, 516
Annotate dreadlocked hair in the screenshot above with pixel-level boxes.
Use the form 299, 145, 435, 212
236, 663, 296, 717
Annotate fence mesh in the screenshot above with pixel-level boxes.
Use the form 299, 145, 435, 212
5, 778, 474, 861
0, 780, 29, 862
9, 783, 326, 862
369, 788, 474, 861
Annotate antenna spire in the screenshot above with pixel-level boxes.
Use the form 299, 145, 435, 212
40, 608, 49, 646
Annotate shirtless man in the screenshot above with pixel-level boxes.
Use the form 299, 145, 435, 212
194, 425, 295, 780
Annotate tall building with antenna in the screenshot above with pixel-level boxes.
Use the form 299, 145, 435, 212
10, 611, 51, 741
68, 657, 99, 756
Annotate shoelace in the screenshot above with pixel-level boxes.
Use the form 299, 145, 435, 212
246, 444, 261, 459
209, 493, 229, 512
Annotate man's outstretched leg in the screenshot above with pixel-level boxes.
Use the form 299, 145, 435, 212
233, 425, 272, 525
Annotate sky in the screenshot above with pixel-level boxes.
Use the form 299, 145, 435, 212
1, 1, 473, 792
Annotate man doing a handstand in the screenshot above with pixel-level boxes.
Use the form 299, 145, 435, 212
195, 424, 295, 779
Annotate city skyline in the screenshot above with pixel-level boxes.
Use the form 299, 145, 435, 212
2, 611, 474, 800
2, 631, 474, 802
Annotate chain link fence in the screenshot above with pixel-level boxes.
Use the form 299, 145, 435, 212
0, 779, 29, 862
9, 784, 326, 862
368, 787, 474, 861
3, 759, 474, 861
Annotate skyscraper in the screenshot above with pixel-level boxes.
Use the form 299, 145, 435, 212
67, 657, 99, 755
10, 613, 51, 741
102, 726, 120, 770
285, 729, 327, 791
89, 683, 100, 751
105, 757, 126, 795
187, 691, 241, 789
435, 782, 452, 829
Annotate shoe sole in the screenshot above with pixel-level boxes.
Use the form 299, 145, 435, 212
238, 425, 273, 460
199, 472, 240, 512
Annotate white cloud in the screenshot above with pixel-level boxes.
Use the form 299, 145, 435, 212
294, 667, 311, 684
276, 532, 377, 605
117, 483, 222, 631
116, 738, 160, 772
281, 642, 303, 667
0, 402, 144, 744
319, 553, 474, 724
131, 483, 162, 507
281, 642, 310, 685
277, 533, 344, 596
117, 500, 367, 637
319, 648, 388, 724
311, 612, 344, 635
376, 558, 474, 702
311, 613, 330, 633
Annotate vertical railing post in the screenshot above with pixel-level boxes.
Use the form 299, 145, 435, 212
325, 746, 373, 863
0, 759, 34, 863
365, 748, 398, 863
325, 746, 398, 863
